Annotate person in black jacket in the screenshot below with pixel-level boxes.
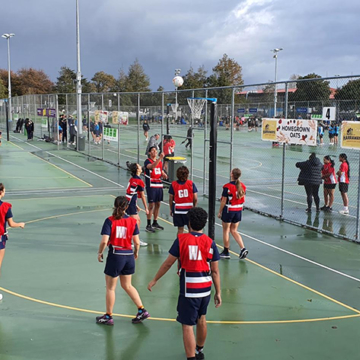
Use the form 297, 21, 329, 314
296, 152, 323, 213
25, 119, 34, 140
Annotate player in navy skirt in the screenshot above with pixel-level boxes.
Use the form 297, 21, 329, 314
217, 168, 248, 260
96, 196, 149, 325
0, 183, 25, 301
126, 162, 149, 246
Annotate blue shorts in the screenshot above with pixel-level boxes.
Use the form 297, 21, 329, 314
126, 201, 138, 215
0, 239, 6, 250
173, 213, 189, 228
146, 187, 163, 203
104, 251, 135, 277
176, 295, 211, 325
221, 208, 242, 223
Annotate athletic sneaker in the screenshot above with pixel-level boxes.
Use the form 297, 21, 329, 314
145, 225, 156, 233
96, 314, 114, 326
132, 309, 150, 324
219, 250, 230, 259
325, 207, 333, 212
152, 223, 164, 230
239, 248, 248, 259
305, 208, 311, 213
320, 205, 327, 211
196, 352, 205, 360
339, 210, 349, 215
0, 293, 3, 301
139, 240, 148, 247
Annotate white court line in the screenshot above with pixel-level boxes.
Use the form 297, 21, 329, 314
216, 222, 360, 283
14, 136, 360, 283
10, 136, 124, 189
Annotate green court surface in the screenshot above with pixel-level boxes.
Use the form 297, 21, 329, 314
0, 137, 360, 360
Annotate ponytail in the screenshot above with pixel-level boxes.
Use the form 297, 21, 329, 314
232, 168, 245, 199
112, 196, 128, 220
0, 183, 4, 193
324, 155, 335, 168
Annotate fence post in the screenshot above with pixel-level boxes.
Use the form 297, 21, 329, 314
190, 90, 195, 182
280, 82, 289, 219
117, 93, 120, 166
356, 153, 360, 241
56, 94, 59, 149
137, 93, 140, 164
101, 93, 104, 160
203, 89, 208, 195
230, 87, 235, 174
161, 92, 164, 146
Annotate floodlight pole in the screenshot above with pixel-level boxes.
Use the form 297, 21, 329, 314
76, 0, 82, 137
2, 33, 15, 140
174, 69, 181, 123
272, 48, 283, 118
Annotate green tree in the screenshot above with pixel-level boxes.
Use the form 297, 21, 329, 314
335, 79, 360, 100
289, 73, 331, 102
182, 65, 208, 90
54, 66, 76, 94
0, 69, 22, 96
0, 78, 6, 99
17, 68, 54, 94
91, 71, 116, 93
207, 54, 243, 104
125, 59, 151, 92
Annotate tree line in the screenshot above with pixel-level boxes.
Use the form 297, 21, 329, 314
0, 54, 359, 104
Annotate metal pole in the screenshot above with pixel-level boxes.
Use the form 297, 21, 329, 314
117, 93, 120, 166
230, 87, 235, 174
203, 89, 208, 195
76, 0, 82, 135
56, 95, 59, 149
190, 90, 195, 182
161, 92, 164, 140
6, 36, 12, 128
208, 101, 217, 240
5, 100, 9, 141
101, 94, 104, 160
88, 93, 90, 157
274, 55, 277, 118
280, 83, 288, 219
356, 152, 360, 241
137, 93, 140, 164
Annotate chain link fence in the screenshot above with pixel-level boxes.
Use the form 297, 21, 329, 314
1, 75, 360, 242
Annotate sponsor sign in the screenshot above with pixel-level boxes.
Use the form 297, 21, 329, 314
111, 111, 128, 125
94, 110, 108, 123
237, 108, 245, 113
37, 108, 56, 118
341, 121, 360, 150
103, 127, 118, 142
261, 118, 317, 146
249, 108, 258, 113
296, 107, 307, 113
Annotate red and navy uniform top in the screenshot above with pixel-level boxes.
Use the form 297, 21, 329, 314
0, 201, 12, 241
163, 139, 175, 156
169, 232, 220, 298
322, 163, 337, 185
126, 175, 145, 206
222, 181, 246, 212
338, 162, 349, 184
101, 215, 139, 255
169, 180, 198, 214
144, 158, 163, 188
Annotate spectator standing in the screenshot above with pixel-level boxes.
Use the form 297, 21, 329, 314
337, 153, 350, 215
320, 155, 337, 212
25, 119, 34, 141
296, 153, 323, 213
143, 120, 150, 141
145, 134, 160, 156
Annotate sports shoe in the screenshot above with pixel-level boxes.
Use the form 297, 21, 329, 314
195, 352, 205, 360
219, 250, 230, 259
320, 205, 327, 211
239, 248, 248, 259
152, 223, 164, 230
305, 208, 311, 213
132, 309, 149, 324
139, 240, 148, 247
339, 210, 349, 215
325, 207, 333, 212
96, 314, 114, 326
0, 293, 3, 300
145, 225, 155, 233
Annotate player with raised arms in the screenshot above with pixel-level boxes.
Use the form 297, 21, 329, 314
96, 196, 149, 325
148, 207, 221, 360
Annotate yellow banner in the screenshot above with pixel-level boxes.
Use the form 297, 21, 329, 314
261, 119, 277, 141
341, 121, 360, 149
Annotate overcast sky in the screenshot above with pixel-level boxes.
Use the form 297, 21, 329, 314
1, 0, 360, 91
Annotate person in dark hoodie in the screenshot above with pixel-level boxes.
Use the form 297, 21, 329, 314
296, 152, 323, 213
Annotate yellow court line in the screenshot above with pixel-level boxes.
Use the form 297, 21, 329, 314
0, 286, 358, 325
226, 248, 360, 315
9, 141, 25, 150
30, 152, 93, 187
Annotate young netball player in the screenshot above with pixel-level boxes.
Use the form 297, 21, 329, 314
96, 196, 149, 325
169, 166, 198, 235
321, 155, 337, 212
337, 153, 350, 215
0, 183, 25, 300
126, 163, 149, 246
217, 168, 248, 259
148, 207, 221, 360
